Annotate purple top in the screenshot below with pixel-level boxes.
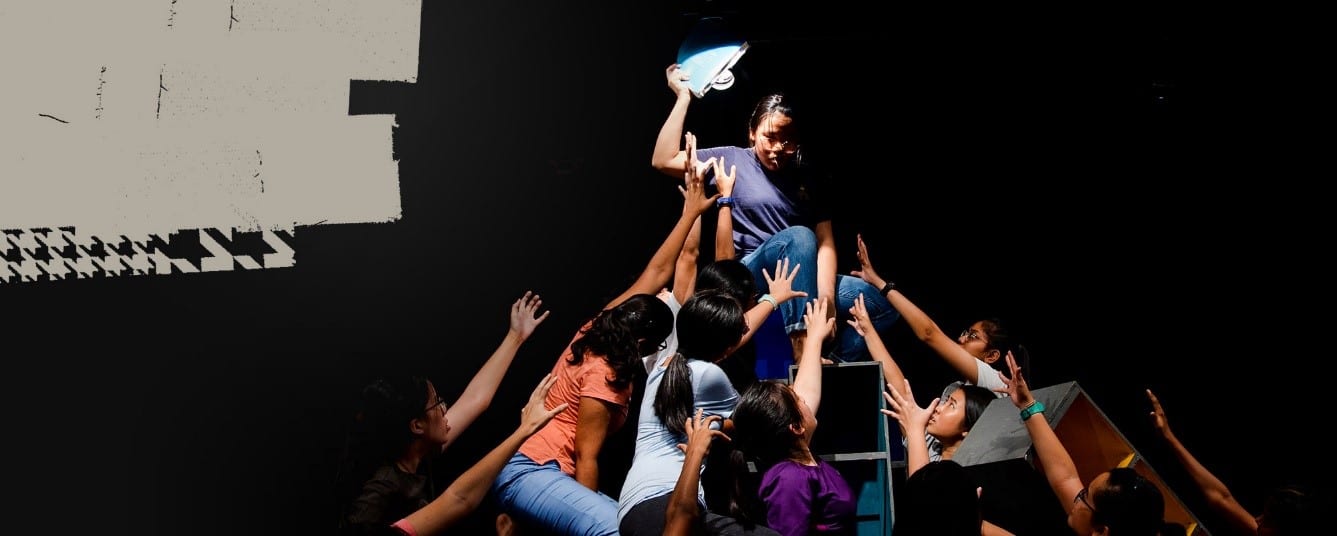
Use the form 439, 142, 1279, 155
759, 459, 857, 536
696, 146, 831, 257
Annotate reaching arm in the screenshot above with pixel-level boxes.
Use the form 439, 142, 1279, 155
606, 133, 719, 310
881, 378, 938, 477
814, 221, 838, 304
726, 299, 775, 362
853, 234, 984, 383
1147, 389, 1258, 534
398, 375, 569, 536
791, 299, 835, 418
847, 293, 907, 389
664, 411, 730, 536
651, 64, 694, 177
719, 258, 807, 360
713, 155, 738, 261
997, 353, 1082, 517
671, 215, 701, 306
715, 197, 735, 261
670, 134, 725, 305
573, 396, 617, 491
442, 292, 550, 449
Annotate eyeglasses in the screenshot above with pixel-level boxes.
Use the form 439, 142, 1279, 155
758, 133, 799, 153
424, 395, 447, 415
959, 328, 984, 342
1075, 487, 1099, 516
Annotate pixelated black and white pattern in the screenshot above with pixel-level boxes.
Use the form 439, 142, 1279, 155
1, 227, 295, 284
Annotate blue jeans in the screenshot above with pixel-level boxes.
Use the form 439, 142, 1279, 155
741, 226, 899, 362
492, 453, 619, 536
832, 275, 899, 362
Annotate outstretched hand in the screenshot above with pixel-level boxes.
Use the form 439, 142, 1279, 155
676, 408, 730, 458
761, 257, 808, 305
846, 293, 875, 337
681, 132, 721, 216
850, 234, 887, 289
713, 154, 737, 197
508, 291, 551, 341
881, 378, 938, 438
1146, 389, 1173, 439
518, 374, 569, 438
995, 351, 1034, 410
802, 297, 837, 344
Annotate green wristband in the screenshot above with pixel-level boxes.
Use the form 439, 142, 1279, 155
1019, 400, 1046, 421
758, 294, 778, 309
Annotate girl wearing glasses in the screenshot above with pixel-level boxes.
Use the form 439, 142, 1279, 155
651, 65, 899, 364
997, 353, 1168, 536
881, 377, 1014, 535
851, 234, 1015, 396
848, 293, 997, 463
338, 291, 552, 535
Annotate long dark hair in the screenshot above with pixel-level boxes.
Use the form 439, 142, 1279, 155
334, 376, 432, 531
1092, 467, 1166, 536
976, 317, 1013, 371
748, 93, 800, 136
654, 290, 746, 436
349, 376, 431, 466
1260, 483, 1320, 534
697, 259, 757, 306
726, 380, 807, 525
569, 294, 672, 389
748, 93, 803, 167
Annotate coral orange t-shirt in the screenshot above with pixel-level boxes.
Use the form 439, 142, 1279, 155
517, 320, 632, 475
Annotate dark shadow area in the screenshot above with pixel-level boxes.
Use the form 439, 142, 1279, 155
2, 2, 1329, 535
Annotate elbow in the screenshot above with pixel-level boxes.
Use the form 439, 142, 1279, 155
447, 489, 482, 511
917, 325, 938, 345
1204, 490, 1236, 509
651, 156, 681, 177
647, 266, 674, 286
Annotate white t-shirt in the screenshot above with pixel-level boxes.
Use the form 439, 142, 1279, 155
971, 358, 1006, 394
914, 359, 1008, 462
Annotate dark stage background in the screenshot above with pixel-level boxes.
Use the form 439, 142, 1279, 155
3, 2, 1327, 534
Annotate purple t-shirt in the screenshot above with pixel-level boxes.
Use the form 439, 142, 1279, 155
696, 146, 831, 258
758, 459, 856, 536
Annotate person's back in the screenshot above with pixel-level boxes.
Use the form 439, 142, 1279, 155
619, 290, 781, 536
618, 357, 741, 534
